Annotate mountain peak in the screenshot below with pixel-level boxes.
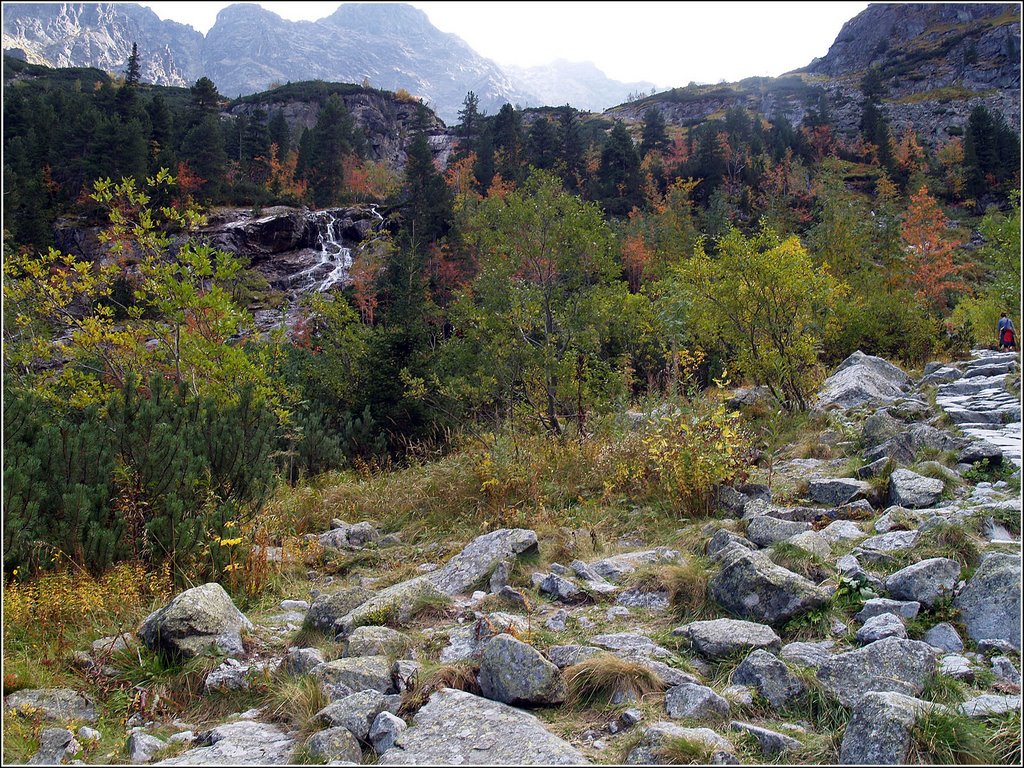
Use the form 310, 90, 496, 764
325, 2, 434, 32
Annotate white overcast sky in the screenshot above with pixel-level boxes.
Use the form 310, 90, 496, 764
137, 1, 870, 87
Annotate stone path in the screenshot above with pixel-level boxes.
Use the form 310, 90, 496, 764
932, 350, 1021, 467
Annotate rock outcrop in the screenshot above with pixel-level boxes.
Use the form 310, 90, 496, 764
378, 688, 588, 765
138, 583, 252, 659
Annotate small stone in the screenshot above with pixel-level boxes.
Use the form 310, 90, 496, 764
545, 609, 569, 632
839, 691, 943, 764
76, 727, 101, 743
856, 613, 907, 644
780, 641, 835, 668
370, 711, 407, 754
126, 732, 166, 763
959, 694, 1021, 717
346, 625, 412, 658
616, 588, 670, 612
620, 708, 644, 726
722, 685, 755, 707
922, 623, 964, 653
706, 528, 757, 560
938, 654, 974, 681
392, 659, 422, 693
282, 647, 325, 676
280, 599, 309, 611
785, 530, 831, 558
305, 726, 362, 763
745, 516, 811, 547
883, 558, 961, 608
855, 598, 920, 623
992, 656, 1021, 686
730, 721, 801, 755
28, 728, 80, 766
4, 689, 98, 723
731, 650, 806, 709
538, 573, 586, 603
478, 634, 567, 706
888, 469, 945, 509
807, 478, 872, 506
590, 633, 673, 659
546, 645, 603, 669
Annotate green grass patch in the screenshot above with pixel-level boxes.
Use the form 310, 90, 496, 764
910, 707, 994, 764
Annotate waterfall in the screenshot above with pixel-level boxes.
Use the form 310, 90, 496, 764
289, 210, 352, 292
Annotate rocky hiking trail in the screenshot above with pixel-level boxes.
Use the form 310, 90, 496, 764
5, 350, 1021, 766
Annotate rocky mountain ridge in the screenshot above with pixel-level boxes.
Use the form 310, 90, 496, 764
2, 1, 646, 122
4, 3, 1018, 136
610, 3, 1020, 146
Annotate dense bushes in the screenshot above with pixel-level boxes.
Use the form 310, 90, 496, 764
3, 377, 278, 581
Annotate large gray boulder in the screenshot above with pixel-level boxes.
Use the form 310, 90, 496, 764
664, 682, 730, 721
346, 625, 413, 658
319, 520, 381, 550
336, 577, 448, 636
312, 655, 395, 694
807, 478, 872, 507
954, 553, 1021, 650
315, 689, 390, 739
673, 618, 781, 660
817, 637, 936, 707
730, 650, 805, 709
745, 517, 811, 547
815, 351, 910, 411
378, 688, 588, 765
427, 529, 538, 596
888, 469, 944, 508
155, 721, 295, 765
588, 548, 680, 583
839, 692, 944, 764
138, 583, 252, 659
4, 689, 97, 723
709, 546, 830, 627
304, 587, 375, 633
478, 634, 567, 706
883, 558, 961, 608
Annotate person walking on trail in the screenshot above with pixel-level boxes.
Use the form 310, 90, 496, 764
997, 313, 1017, 351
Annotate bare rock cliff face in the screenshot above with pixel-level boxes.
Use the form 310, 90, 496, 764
226, 89, 454, 170
2, 2, 201, 86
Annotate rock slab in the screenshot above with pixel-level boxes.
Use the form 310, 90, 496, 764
378, 688, 588, 765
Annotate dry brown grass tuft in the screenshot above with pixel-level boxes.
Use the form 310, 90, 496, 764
398, 661, 482, 715
564, 653, 666, 707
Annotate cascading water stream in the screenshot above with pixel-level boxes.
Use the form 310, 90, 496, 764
289, 210, 352, 292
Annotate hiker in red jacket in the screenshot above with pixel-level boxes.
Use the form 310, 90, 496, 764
998, 313, 1017, 351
